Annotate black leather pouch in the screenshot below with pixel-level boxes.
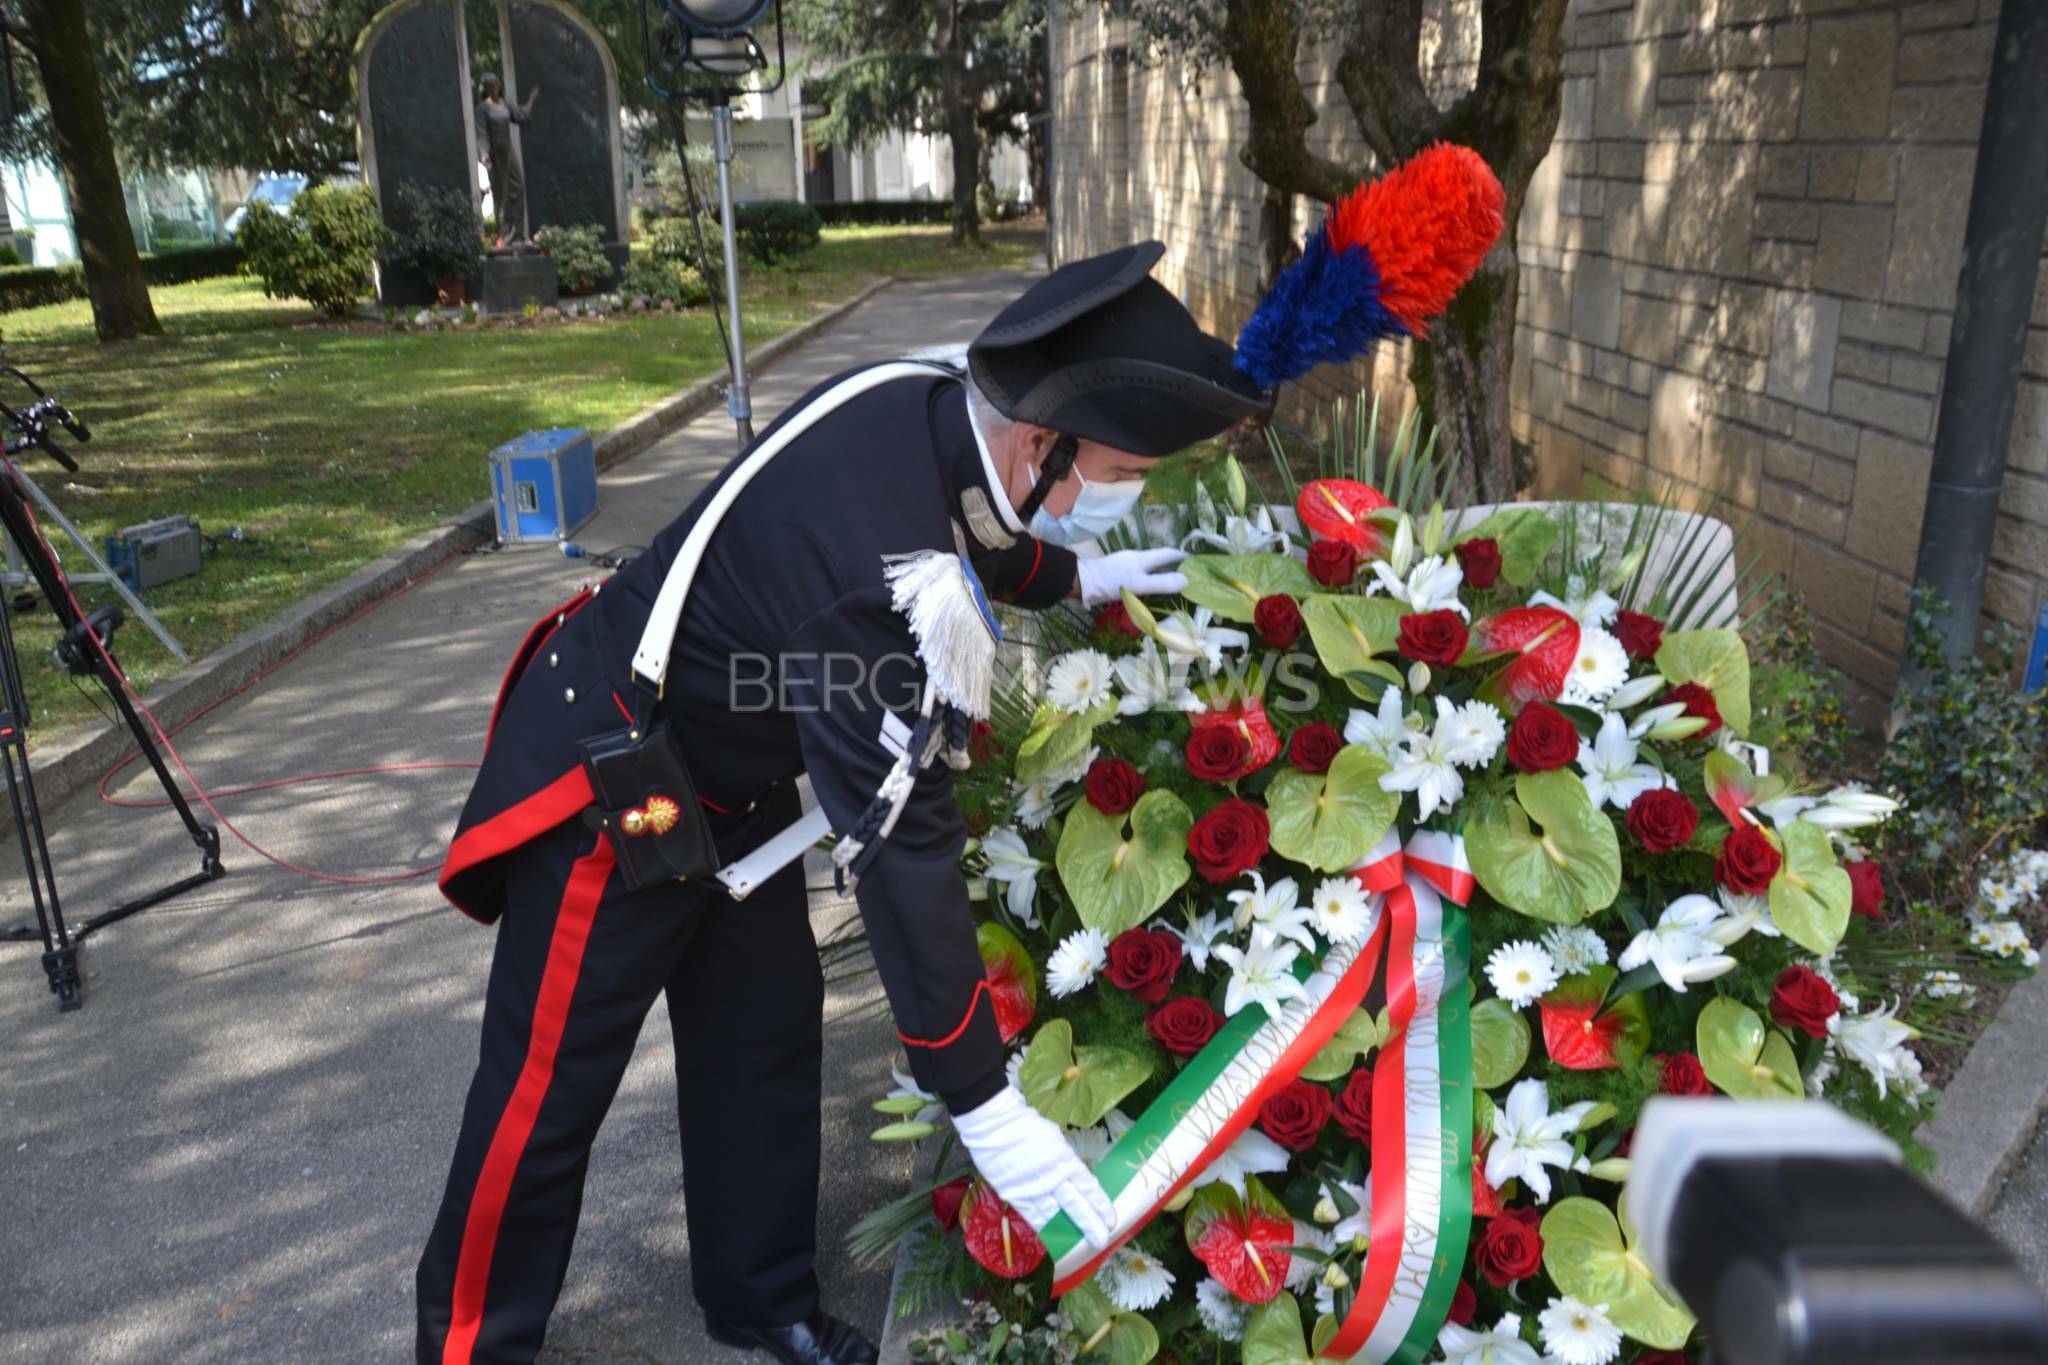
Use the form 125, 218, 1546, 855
577, 721, 721, 890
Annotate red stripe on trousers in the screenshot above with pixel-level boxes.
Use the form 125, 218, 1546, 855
442, 837, 616, 1364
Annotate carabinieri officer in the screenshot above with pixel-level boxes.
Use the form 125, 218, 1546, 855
417, 243, 1270, 1365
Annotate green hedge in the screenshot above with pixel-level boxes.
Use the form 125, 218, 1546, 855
807, 199, 953, 226
0, 243, 245, 313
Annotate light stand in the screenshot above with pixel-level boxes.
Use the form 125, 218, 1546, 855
641, 0, 785, 449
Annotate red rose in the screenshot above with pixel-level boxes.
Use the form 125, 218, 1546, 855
931, 1176, 970, 1230
1626, 788, 1700, 854
1188, 798, 1270, 882
1658, 1052, 1713, 1097
1398, 609, 1470, 667
1084, 756, 1147, 815
1287, 721, 1345, 774
1148, 996, 1224, 1056
1715, 824, 1783, 895
1507, 701, 1579, 773
1453, 537, 1501, 590
1448, 1280, 1478, 1327
1094, 601, 1142, 639
1106, 927, 1182, 1004
1847, 860, 1886, 919
1771, 965, 1842, 1039
1307, 538, 1358, 587
1666, 681, 1722, 737
1473, 1207, 1543, 1286
1614, 608, 1665, 661
1186, 726, 1253, 783
1333, 1068, 1373, 1144
968, 721, 1001, 764
1254, 594, 1304, 647
1258, 1078, 1333, 1151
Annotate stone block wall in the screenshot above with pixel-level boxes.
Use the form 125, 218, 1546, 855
1048, 0, 2048, 708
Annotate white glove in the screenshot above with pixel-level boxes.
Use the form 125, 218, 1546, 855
1074, 547, 1188, 608
951, 1083, 1118, 1248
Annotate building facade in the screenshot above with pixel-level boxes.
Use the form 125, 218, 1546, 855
1049, 0, 2047, 705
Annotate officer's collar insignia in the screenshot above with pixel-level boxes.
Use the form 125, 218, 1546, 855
882, 550, 1001, 721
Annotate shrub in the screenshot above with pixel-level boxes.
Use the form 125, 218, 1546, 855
807, 199, 950, 226
534, 222, 613, 295
1749, 594, 1852, 777
0, 244, 245, 313
237, 182, 387, 317
385, 183, 483, 287
0, 244, 19, 268
645, 212, 718, 274
732, 200, 822, 265
619, 257, 709, 309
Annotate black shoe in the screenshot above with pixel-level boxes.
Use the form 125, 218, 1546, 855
705, 1308, 879, 1365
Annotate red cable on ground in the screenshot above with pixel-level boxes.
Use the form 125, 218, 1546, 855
15, 461, 491, 885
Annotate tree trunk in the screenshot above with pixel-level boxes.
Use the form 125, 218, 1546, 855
1421, 249, 1522, 503
19, 0, 160, 342
937, 2, 982, 247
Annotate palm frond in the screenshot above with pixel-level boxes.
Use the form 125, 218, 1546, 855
848, 1159, 977, 1267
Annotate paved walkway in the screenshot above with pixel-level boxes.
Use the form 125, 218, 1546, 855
1987, 1120, 2048, 1291
0, 270, 1036, 1364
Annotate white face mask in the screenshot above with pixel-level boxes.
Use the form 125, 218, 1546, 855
1024, 460, 1145, 545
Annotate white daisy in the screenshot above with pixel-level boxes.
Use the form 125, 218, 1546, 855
1005, 1047, 1026, 1090
1154, 605, 1250, 672
1531, 582, 1619, 629
979, 826, 1042, 929
1152, 908, 1229, 973
1368, 553, 1468, 618
1923, 970, 1973, 1002
1980, 878, 2023, 917
1379, 696, 1470, 820
1442, 698, 1508, 768
1212, 929, 1308, 1019
1830, 1000, 1919, 1101
1562, 626, 1630, 705
1539, 1297, 1622, 1365
1318, 1175, 1373, 1247
1618, 894, 1732, 993
1576, 712, 1665, 811
1438, 1312, 1544, 1365
1283, 1219, 1333, 1291
1344, 685, 1418, 762
1193, 1276, 1248, 1341
1112, 638, 1201, 716
1487, 940, 1561, 1007
1485, 1078, 1598, 1204
1541, 925, 1610, 975
1046, 927, 1109, 998
1308, 876, 1376, 946
1068, 1110, 1132, 1165
1192, 1126, 1292, 1195
1044, 649, 1115, 712
1103, 1244, 1177, 1311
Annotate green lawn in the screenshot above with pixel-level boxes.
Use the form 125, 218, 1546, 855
0, 223, 1040, 745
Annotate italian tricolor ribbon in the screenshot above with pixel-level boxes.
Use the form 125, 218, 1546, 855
1036, 829, 1476, 1365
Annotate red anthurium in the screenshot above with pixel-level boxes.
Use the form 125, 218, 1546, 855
976, 922, 1037, 1044
1296, 479, 1394, 554
961, 1181, 1047, 1278
1538, 967, 1649, 1072
1463, 606, 1580, 708
1183, 1174, 1295, 1303
1191, 697, 1282, 779
1471, 1129, 1505, 1217
931, 1177, 971, 1230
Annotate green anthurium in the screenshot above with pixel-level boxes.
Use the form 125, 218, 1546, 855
1060, 1281, 1162, 1365
1182, 554, 1318, 624
1299, 1008, 1382, 1082
1016, 696, 1118, 785
1696, 996, 1803, 1099
1056, 788, 1195, 938
1469, 996, 1533, 1089
1452, 508, 1558, 587
1241, 1292, 1314, 1365
1468, 771, 1622, 925
1768, 821, 1854, 957
1018, 1018, 1153, 1128
1265, 744, 1400, 871
1653, 629, 1752, 737
1301, 595, 1406, 700
1541, 1196, 1697, 1349
1311, 1313, 1340, 1357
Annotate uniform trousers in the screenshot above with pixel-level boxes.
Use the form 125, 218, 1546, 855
416, 783, 824, 1364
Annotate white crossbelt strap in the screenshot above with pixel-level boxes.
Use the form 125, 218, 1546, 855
626, 361, 955, 899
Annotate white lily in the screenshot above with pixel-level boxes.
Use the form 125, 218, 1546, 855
1530, 583, 1620, 629
1716, 887, 1781, 937
1012, 744, 1095, 829
1438, 1313, 1545, 1365
1625, 701, 1686, 740
1225, 871, 1318, 951
1576, 712, 1666, 811
1830, 999, 1919, 1101
1603, 672, 1667, 711
1317, 1176, 1374, 1247
1153, 605, 1250, 672
1212, 928, 1308, 1019
1152, 907, 1229, 972
1344, 685, 1417, 763
1191, 1125, 1292, 1195
1379, 696, 1470, 820
1112, 638, 1202, 716
885, 1063, 944, 1125
1368, 552, 1468, 618
1617, 894, 1725, 993
979, 826, 1043, 929
1485, 1078, 1598, 1203
1800, 787, 1902, 830
1182, 506, 1294, 557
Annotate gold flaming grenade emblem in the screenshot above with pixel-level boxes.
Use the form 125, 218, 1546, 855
621, 796, 681, 838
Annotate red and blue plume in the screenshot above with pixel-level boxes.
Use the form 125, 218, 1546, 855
1234, 143, 1506, 391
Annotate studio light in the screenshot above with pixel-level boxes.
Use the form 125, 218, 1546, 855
664, 0, 774, 37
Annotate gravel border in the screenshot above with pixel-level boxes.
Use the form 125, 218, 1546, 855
7, 276, 896, 830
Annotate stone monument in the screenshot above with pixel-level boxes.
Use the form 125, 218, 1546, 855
498, 0, 631, 279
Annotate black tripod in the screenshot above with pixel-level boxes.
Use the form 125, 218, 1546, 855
0, 361, 223, 1010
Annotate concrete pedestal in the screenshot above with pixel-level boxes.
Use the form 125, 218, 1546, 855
481, 251, 558, 313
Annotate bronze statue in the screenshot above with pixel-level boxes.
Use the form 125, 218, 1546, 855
476, 72, 541, 248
